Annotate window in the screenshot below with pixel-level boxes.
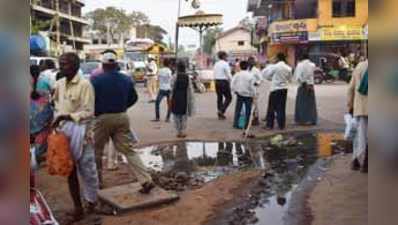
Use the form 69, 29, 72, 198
333, 0, 356, 17
238, 41, 245, 46
294, 0, 318, 19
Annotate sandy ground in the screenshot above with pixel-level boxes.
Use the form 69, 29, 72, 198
35, 82, 368, 225
308, 155, 368, 225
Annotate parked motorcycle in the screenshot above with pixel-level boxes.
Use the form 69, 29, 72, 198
30, 148, 59, 225
314, 67, 352, 84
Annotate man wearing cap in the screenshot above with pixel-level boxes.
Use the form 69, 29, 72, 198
146, 57, 158, 103
91, 50, 155, 193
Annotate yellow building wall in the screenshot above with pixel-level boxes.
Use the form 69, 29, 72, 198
319, 0, 368, 27
265, 0, 368, 61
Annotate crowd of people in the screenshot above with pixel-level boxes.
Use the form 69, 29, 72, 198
213, 51, 319, 133
30, 50, 158, 222
29, 47, 368, 222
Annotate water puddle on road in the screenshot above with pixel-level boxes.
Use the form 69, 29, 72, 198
136, 132, 345, 225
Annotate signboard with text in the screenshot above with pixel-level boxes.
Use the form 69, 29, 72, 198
271, 20, 308, 33
319, 26, 367, 41
271, 31, 309, 44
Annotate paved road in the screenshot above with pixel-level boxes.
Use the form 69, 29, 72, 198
127, 81, 348, 146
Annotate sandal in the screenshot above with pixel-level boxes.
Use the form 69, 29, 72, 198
139, 182, 155, 194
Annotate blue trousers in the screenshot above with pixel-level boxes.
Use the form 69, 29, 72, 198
233, 94, 253, 129
155, 90, 171, 120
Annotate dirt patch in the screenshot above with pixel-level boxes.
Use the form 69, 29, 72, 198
36, 167, 260, 225
100, 170, 261, 225
35, 163, 137, 225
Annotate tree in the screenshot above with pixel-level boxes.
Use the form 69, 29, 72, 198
136, 24, 168, 44
86, 7, 132, 44
129, 11, 150, 27
202, 27, 223, 55
86, 8, 167, 44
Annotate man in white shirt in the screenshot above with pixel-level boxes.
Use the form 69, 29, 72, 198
213, 51, 233, 120
231, 60, 256, 129
152, 59, 174, 122
146, 58, 158, 102
262, 53, 293, 130
338, 52, 350, 82
248, 56, 262, 126
294, 52, 318, 125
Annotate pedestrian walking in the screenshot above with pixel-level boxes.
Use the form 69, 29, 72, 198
248, 56, 262, 126
213, 51, 233, 120
231, 60, 256, 129
146, 57, 158, 103
348, 59, 368, 173
152, 59, 173, 122
294, 52, 318, 125
338, 52, 350, 82
52, 53, 99, 221
262, 53, 293, 130
171, 61, 195, 138
91, 50, 155, 193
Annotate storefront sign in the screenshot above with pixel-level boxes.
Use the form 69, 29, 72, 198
272, 21, 308, 33
271, 31, 308, 44
319, 26, 367, 41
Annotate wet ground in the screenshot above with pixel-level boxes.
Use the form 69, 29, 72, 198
37, 131, 348, 225
129, 132, 347, 225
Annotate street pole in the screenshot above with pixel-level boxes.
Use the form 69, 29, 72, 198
175, 0, 183, 59
55, 0, 61, 56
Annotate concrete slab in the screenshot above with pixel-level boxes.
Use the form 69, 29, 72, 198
98, 182, 179, 213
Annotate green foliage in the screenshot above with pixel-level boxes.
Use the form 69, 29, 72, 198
129, 11, 150, 27
136, 24, 168, 43
203, 27, 223, 55
85, 8, 166, 44
31, 20, 51, 35
85, 7, 132, 43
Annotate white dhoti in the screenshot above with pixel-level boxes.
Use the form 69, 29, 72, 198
353, 116, 368, 160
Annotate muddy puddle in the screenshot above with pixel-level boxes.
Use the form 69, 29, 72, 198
134, 132, 346, 225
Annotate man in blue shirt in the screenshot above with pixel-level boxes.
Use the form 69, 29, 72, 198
91, 50, 154, 193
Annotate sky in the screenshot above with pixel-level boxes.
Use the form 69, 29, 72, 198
83, 0, 250, 48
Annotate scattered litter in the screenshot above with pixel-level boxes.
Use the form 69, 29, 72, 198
270, 135, 284, 147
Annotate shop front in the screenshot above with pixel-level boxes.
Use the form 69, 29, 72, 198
268, 19, 317, 66
307, 25, 368, 68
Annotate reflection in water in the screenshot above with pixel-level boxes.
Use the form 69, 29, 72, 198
138, 141, 260, 182
138, 133, 319, 187
137, 133, 324, 225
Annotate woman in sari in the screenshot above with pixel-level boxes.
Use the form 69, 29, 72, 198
30, 65, 54, 164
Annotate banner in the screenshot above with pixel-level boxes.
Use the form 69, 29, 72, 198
319, 26, 367, 41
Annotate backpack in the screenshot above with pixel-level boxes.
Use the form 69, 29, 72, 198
47, 131, 74, 177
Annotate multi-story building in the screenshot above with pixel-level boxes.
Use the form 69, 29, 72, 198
248, 0, 368, 66
31, 0, 90, 54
